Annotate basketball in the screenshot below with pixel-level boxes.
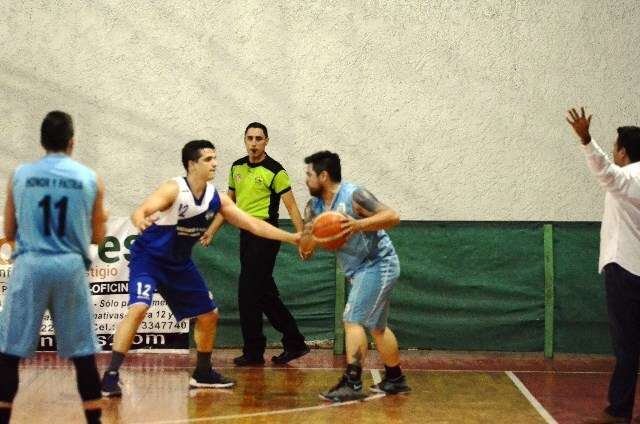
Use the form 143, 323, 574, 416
312, 211, 347, 251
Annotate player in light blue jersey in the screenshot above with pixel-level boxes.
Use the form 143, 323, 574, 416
299, 151, 410, 403
0, 111, 108, 424
101, 140, 300, 396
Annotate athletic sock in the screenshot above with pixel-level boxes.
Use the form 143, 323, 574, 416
196, 351, 213, 374
346, 363, 362, 382
107, 351, 125, 373
0, 408, 11, 424
384, 364, 402, 380
84, 408, 101, 424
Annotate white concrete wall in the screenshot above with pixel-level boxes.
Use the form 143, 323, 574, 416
1, 1, 639, 221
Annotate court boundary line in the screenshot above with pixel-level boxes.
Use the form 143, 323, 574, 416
20, 364, 613, 374
506, 371, 558, 424
129, 393, 386, 424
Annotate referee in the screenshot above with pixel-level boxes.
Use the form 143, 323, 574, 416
206, 122, 309, 365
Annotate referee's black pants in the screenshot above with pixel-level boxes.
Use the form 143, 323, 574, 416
238, 228, 306, 358
604, 263, 640, 419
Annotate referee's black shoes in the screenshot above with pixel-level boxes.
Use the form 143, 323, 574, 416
233, 354, 265, 366
271, 344, 311, 364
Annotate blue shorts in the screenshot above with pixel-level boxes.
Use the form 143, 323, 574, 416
344, 255, 400, 330
0, 253, 101, 358
128, 255, 216, 321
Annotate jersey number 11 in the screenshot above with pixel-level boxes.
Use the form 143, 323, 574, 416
38, 195, 68, 237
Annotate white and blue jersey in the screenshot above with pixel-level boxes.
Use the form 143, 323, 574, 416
128, 177, 221, 321
311, 181, 400, 330
0, 154, 101, 358
131, 177, 221, 267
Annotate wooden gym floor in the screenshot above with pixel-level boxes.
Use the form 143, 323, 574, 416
8, 349, 637, 423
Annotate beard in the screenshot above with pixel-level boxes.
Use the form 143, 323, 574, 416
308, 185, 322, 197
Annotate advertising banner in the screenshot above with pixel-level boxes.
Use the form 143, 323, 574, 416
0, 218, 189, 353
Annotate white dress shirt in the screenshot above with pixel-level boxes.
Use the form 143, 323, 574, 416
583, 140, 640, 276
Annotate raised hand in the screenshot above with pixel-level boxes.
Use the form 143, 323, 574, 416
566, 107, 592, 145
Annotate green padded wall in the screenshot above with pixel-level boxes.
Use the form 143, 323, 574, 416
553, 223, 610, 354
192, 220, 609, 354
387, 222, 545, 351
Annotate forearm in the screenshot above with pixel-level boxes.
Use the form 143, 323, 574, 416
247, 219, 296, 244
356, 209, 400, 232
131, 208, 145, 225
3, 207, 16, 242
92, 225, 106, 245
206, 213, 225, 236
289, 208, 304, 233
282, 191, 304, 232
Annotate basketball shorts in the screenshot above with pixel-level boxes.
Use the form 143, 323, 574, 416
128, 255, 216, 321
343, 254, 400, 330
0, 252, 101, 358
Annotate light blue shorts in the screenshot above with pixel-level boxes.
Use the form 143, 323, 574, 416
343, 255, 400, 330
0, 253, 100, 358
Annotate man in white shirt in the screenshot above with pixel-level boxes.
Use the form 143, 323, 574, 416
567, 107, 640, 424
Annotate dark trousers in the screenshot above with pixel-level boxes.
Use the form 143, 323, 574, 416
238, 229, 306, 357
604, 263, 640, 418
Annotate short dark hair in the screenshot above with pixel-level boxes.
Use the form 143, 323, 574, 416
41, 111, 74, 151
244, 122, 268, 138
304, 151, 341, 182
182, 140, 215, 171
617, 126, 640, 163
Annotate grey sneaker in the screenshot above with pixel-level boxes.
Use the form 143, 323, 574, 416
319, 375, 366, 402
370, 374, 411, 394
189, 368, 235, 389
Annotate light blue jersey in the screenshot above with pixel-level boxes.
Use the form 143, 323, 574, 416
311, 181, 400, 330
12, 154, 97, 268
0, 153, 100, 357
311, 181, 397, 278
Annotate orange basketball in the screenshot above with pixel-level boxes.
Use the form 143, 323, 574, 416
312, 211, 347, 251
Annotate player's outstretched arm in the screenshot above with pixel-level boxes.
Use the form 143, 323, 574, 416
91, 176, 108, 244
567, 107, 640, 199
3, 175, 16, 242
131, 180, 178, 232
218, 192, 299, 245
348, 188, 400, 233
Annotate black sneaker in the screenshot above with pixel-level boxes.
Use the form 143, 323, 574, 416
271, 345, 311, 364
370, 374, 411, 394
233, 354, 265, 366
189, 368, 235, 389
319, 375, 366, 402
101, 370, 122, 397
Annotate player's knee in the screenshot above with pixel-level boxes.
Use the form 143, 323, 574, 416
72, 355, 101, 401
0, 353, 20, 403
128, 303, 150, 321
344, 321, 364, 331
370, 327, 386, 337
198, 309, 219, 325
